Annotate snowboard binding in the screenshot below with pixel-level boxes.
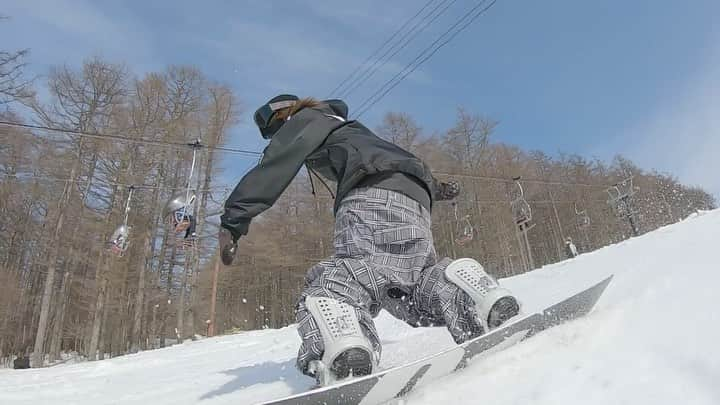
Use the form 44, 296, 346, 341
445, 258, 521, 332
305, 297, 377, 386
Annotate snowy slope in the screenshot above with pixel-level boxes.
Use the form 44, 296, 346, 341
2, 210, 719, 405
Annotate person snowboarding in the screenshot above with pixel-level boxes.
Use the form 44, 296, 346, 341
219, 95, 520, 385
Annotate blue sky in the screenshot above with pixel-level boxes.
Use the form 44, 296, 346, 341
3, 0, 719, 197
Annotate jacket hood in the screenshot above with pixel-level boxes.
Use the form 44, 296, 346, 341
322, 99, 349, 119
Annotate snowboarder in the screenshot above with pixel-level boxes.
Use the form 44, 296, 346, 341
565, 237, 578, 258
219, 95, 520, 385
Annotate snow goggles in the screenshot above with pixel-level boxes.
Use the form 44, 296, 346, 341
254, 94, 299, 139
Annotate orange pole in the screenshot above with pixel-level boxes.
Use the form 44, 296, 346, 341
208, 256, 220, 336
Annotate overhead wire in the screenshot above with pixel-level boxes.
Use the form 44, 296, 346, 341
0, 172, 232, 192
433, 171, 611, 189
336, 0, 459, 100
2, 167, 611, 194
0, 120, 263, 158
326, 0, 438, 98
449, 197, 609, 205
354, 0, 498, 119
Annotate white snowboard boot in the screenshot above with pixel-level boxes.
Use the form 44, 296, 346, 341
445, 258, 521, 332
305, 297, 377, 386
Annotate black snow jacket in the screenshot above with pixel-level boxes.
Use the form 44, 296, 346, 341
221, 100, 444, 239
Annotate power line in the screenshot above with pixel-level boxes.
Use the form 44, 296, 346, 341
449, 197, 609, 205
434, 171, 610, 189
337, 0, 458, 100
2, 124, 610, 191
326, 0, 438, 99
1, 172, 232, 193
354, 0, 498, 119
2, 165, 609, 195
0, 121, 263, 158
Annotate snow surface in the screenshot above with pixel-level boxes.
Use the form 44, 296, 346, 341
2, 210, 719, 405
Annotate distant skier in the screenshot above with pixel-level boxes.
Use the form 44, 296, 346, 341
219, 95, 520, 385
565, 237, 578, 259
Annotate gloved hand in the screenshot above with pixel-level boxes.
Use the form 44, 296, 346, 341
219, 227, 239, 266
437, 180, 460, 201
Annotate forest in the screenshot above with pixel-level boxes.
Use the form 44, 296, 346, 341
0, 50, 715, 368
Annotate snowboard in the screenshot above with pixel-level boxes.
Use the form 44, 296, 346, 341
259, 275, 613, 405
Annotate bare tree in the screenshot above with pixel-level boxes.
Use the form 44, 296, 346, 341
376, 112, 421, 151
0, 16, 34, 105
444, 107, 496, 171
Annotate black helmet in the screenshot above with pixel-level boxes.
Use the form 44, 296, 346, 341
254, 94, 299, 139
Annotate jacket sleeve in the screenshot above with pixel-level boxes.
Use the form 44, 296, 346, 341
220, 108, 344, 239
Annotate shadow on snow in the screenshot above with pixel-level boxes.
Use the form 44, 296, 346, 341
199, 359, 312, 401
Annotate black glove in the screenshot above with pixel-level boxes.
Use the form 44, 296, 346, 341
219, 227, 238, 266
437, 180, 460, 201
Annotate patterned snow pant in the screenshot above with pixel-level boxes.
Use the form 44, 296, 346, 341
295, 187, 485, 374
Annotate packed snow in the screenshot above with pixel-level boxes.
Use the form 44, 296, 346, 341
2, 210, 719, 405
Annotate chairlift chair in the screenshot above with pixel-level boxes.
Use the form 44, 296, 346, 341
108, 224, 130, 256
455, 215, 474, 246
574, 202, 590, 228
165, 194, 196, 232
108, 186, 135, 257
510, 177, 532, 226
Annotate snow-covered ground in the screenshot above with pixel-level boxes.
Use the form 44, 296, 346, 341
2, 210, 719, 405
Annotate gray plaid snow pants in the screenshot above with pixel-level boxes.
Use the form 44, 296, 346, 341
295, 187, 484, 374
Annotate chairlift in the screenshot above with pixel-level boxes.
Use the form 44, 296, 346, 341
510, 176, 532, 226
108, 224, 130, 256
452, 202, 474, 246
165, 140, 202, 249
166, 194, 197, 251
166, 194, 197, 232
606, 184, 622, 202
574, 202, 590, 227
108, 186, 135, 257
608, 176, 636, 202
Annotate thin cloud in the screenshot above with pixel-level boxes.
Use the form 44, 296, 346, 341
623, 37, 720, 197
5, 0, 159, 72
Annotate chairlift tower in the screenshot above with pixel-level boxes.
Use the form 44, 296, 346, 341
510, 176, 535, 271
606, 176, 640, 237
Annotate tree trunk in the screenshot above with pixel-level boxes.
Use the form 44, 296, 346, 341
48, 272, 71, 362
31, 173, 75, 367
176, 251, 192, 343
88, 275, 108, 361
208, 258, 220, 337
97, 284, 111, 361
130, 179, 163, 352
130, 235, 149, 353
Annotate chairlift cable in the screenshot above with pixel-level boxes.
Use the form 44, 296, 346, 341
0, 120, 262, 157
